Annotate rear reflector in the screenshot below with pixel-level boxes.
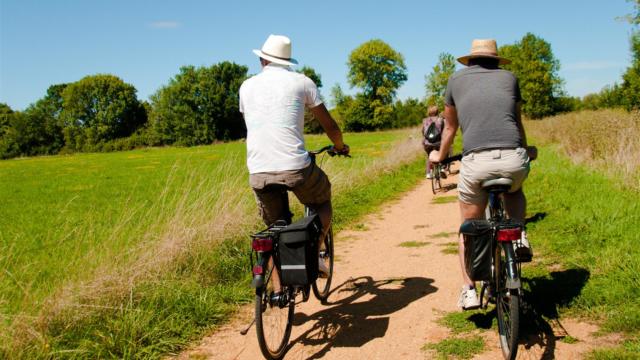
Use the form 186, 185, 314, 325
253, 265, 264, 275
497, 228, 521, 242
252, 237, 273, 252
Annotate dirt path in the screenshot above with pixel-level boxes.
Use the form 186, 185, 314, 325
179, 170, 618, 359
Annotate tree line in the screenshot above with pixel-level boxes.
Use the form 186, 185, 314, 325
3, 19, 638, 159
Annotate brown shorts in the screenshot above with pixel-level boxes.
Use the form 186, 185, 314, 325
249, 162, 331, 225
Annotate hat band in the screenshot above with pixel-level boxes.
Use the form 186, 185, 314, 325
262, 50, 291, 61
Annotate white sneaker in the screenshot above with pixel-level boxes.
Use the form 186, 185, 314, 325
426, 170, 433, 179
515, 230, 533, 262
458, 286, 481, 310
318, 258, 330, 278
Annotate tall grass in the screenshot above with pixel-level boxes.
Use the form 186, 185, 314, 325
525, 109, 640, 190
1, 128, 425, 358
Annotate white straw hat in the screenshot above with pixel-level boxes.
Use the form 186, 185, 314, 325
252, 34, 298, 66
457, 39, 511, 66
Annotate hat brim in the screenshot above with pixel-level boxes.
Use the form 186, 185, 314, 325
457, 53, 511, 66
252, 49, 298, 66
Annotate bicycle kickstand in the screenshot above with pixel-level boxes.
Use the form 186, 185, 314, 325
239, 318, 255, 335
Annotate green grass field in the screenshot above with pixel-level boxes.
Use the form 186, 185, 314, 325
0, 128, 428, 358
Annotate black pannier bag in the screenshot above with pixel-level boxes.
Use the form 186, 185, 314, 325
277, 214, 321, 285
460, 219, 492, 281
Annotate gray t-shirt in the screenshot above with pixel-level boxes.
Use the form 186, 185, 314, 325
444, 65, 522, 155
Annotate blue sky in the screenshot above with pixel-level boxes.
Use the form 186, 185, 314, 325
0, 0, 636, 110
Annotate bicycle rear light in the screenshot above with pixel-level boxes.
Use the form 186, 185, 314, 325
252, 237, 273, 252
496, 228, 521, 242
252, 265, 264, 275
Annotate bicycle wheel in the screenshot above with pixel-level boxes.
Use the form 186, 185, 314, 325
255, 261, 294, 360
494, 243, 520, 360
313, 227, 334, 302
431, 167, 441, 194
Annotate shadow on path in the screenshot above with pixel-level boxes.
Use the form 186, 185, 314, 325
525, 212, 548, 225
451, 268, 590, 359
288, 276, 436, 359
518, 268, 590, 359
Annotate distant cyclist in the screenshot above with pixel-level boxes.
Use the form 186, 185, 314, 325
422, 105, 445, 179
239, 34, 349, 290
429, 39, 537, 310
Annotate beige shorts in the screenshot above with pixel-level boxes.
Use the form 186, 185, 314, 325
458, 148, 530, 205
250, 162, 331, 225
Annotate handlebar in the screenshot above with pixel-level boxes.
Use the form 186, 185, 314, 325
308, 145, 350, 158
441, 154, 462, 165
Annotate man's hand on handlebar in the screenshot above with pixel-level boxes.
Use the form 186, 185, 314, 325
429, 150, 442, 164
330, 144, 350, 156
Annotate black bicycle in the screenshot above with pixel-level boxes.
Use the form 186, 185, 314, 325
442, 154, 526, 360
245, 146, 346, 360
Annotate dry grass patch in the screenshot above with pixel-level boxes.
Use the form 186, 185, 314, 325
525, 109, 640, 190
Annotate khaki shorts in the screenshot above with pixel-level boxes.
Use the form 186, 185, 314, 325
250, 162, 331, 225
458, 148, 530, 205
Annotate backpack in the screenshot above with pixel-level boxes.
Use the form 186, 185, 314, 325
424, 118, 443, 145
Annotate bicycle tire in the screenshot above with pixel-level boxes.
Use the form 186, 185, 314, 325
255, 261, 294, 360
431, 165, 441, 194
312, 227, 334, 302
495, 243, 520, 360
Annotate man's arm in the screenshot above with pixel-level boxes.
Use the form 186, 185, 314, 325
309, 103, 347, 151
514, 102, 538, 160
515, 102, 527, 148
430, 105, 459, 162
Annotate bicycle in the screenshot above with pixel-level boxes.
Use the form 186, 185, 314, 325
442, 153, 527, 360
246, 145, 346, 360
430, 162, 447, 194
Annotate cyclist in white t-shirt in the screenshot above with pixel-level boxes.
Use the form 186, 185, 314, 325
239, 35, 349, 282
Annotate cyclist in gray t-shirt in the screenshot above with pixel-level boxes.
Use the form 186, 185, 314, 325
429, 39, 537, 310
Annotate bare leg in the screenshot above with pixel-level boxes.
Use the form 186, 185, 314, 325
269, 257, 281, 293
458, 199, 488, 287
314, 200, 332, 241
504, 188, 526, 222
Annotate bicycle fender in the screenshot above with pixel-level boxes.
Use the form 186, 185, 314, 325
502, 243, 521, 289
251, 255, 269, 288
251, 275, 264, 289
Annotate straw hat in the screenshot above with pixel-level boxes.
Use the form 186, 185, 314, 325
457, 39, 510, 66
253, 34, 298, 66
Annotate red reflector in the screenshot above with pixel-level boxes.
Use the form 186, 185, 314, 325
252, 238, 273, 252
497, 228, 521, 242
253, 265, 264, 275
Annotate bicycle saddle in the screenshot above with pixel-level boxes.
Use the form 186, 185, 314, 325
482, 178, 513, 193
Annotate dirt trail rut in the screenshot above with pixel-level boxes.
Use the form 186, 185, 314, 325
179, 170, 618, 359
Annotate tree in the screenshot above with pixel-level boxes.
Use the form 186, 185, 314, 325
60, 75, 146, 150
393, 98, 424, 128
25, 84, 67, 153
499, 33, 564, 119
346, 39, 408, 130
150, 62, 248, 145
0, 103, 12, 138
620, 2, 640, 110
425, 53, 456, 109
296, 66, 324, 133
348, 39, 407, 104
0, 86, 69, 158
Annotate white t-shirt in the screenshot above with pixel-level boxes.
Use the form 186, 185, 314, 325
239, 63, 323, 174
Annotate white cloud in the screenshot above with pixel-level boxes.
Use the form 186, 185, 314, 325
564, 61, 626, 71
149, 21, 180, 29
